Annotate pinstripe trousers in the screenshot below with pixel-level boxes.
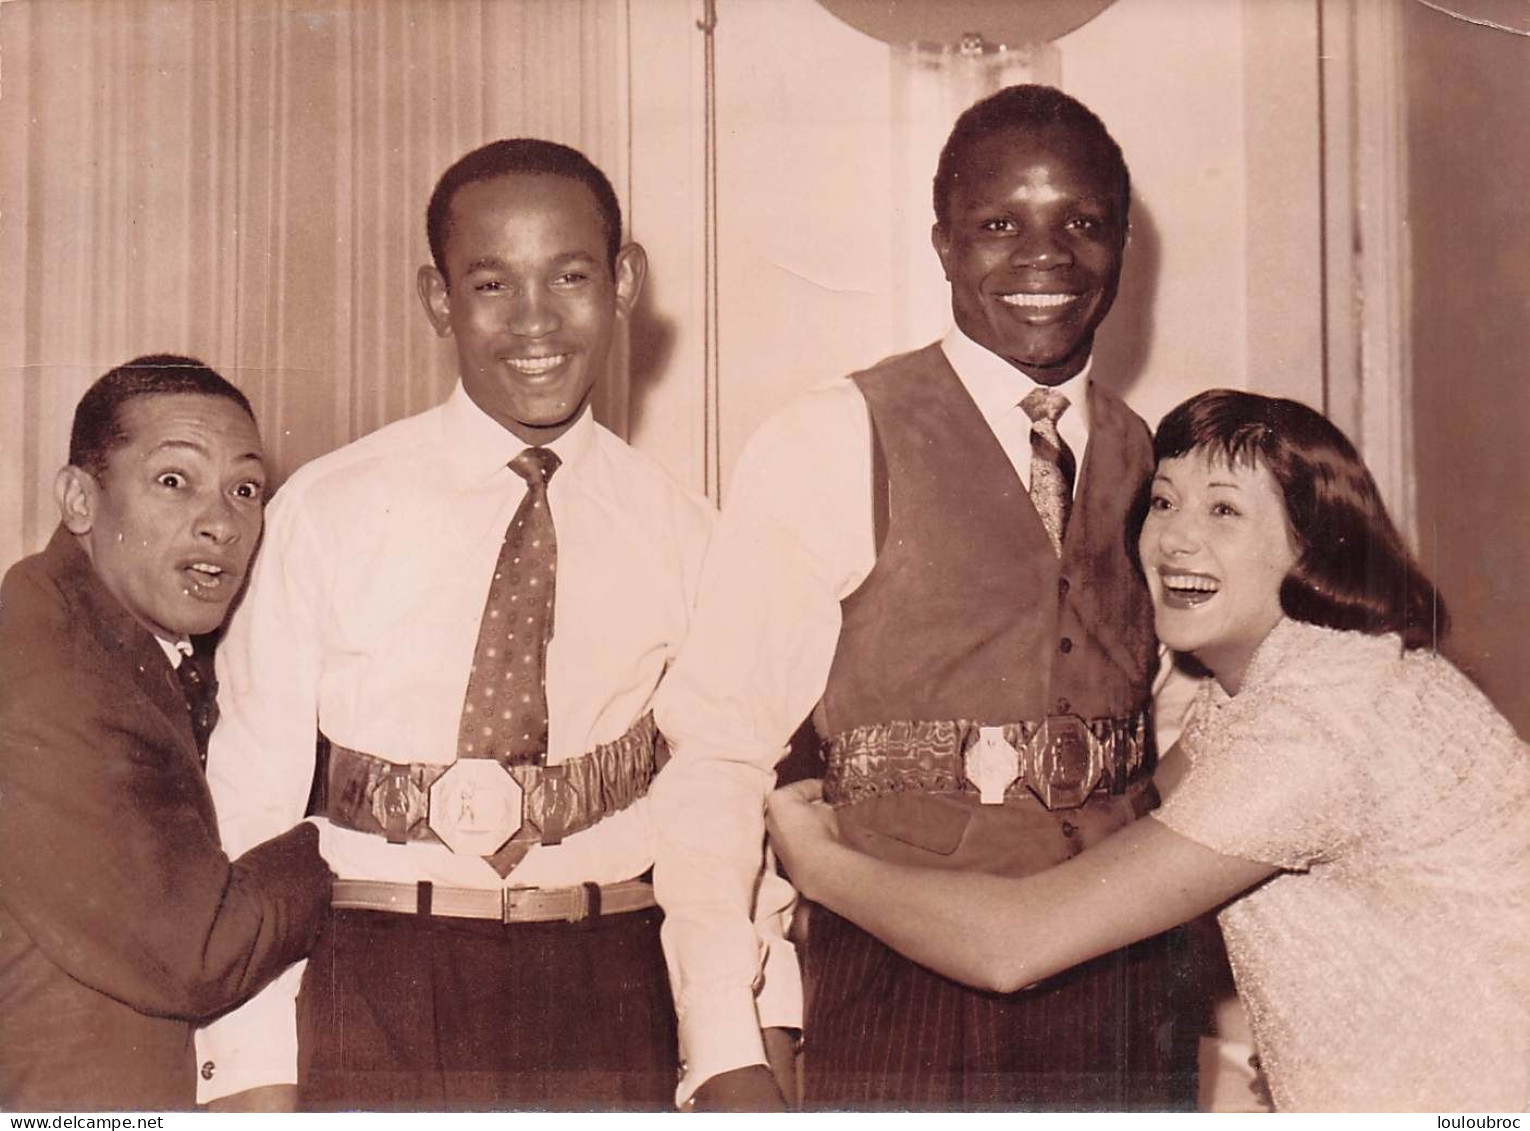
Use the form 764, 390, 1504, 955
296, 903, 677, 1111
802, 905, 1198, 1111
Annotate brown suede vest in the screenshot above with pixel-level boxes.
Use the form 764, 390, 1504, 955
814, 344, 1158, 877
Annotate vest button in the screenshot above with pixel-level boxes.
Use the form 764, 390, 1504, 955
1058, 576, 1071, 598
1059, 637, 1073, 654
1055, 697, 1071, 714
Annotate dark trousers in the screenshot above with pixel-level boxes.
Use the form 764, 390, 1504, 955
803, 906, 1198, 1111
298, 902, 677, 1111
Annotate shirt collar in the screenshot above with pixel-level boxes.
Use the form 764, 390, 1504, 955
155, 635, 193, 669
441, 380, 597, 483
940, 324, 1093, 433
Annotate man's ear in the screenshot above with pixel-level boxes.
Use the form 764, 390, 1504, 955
417, 264, 453, 338
613, 242, 648, 318
55, 465, 97, 535
930, 223, 954, 282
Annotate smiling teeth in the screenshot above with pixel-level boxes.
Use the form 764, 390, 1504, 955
189, 563, 223, 575
506, 355, 568, 374
1164, 573, 1218, 592
999, 293, 1074, 308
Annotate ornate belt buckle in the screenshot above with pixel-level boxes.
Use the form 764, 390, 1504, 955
372, 764, 426, 844
1025, 715, 1104, 811
964, 726, 1022, 805
428, 761, 525, 856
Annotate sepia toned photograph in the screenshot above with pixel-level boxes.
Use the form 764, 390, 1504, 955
1, 0, 1526, 1116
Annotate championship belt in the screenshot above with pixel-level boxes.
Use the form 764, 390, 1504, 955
825, 710, 1149, 812
322, 712, 665, 857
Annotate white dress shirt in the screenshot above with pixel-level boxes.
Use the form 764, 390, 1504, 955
651, 327, 1093, 1102
195, 384, 728, 1101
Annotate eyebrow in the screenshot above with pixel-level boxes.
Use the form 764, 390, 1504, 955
148, 439, 265, 465
1150, 473, 1245, 491
461, 256, 509, 275
461, 251, 598, 274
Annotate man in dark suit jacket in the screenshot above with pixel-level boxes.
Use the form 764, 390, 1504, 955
0, 355, 332, 1111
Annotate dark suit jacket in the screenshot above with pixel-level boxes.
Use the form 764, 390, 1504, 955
0, 527, 331, 1112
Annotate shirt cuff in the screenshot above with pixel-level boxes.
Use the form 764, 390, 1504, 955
193, 961, 303, 1104
674, 985, 769, 1108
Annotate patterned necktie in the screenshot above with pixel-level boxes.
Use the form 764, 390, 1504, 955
458, 447, 561, 768
175, 645, 219, 769
1020, 387, 1077, 556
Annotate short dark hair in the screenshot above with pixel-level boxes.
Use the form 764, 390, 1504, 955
1148, 389, 1447, 651
425, 138, 622, 281
933, 84, 1131, 232
70, 354, 254, 477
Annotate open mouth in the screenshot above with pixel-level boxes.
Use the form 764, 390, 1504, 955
182, 562, 233, 600
1159, 570, 1219, 609
504, 354, 570, 376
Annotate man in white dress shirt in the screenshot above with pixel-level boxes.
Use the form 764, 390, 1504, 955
194, 138, 796, 1110
652, 85, 1195, 1109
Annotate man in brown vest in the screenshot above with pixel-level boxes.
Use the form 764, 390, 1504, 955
652, 85, 1194, 1109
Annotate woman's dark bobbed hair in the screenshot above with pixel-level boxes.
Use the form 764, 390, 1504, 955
1151, 389, 1446, 650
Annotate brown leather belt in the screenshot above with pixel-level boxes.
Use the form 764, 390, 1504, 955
331, 878, 656, 924
319, 711, 665, 862
823, 710, 1151, 812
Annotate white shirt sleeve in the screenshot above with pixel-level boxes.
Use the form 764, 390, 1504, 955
194, 489, 331, 1103
651, 380, 874, 1104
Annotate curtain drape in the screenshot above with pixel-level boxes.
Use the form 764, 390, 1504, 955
1, 0, 631, 570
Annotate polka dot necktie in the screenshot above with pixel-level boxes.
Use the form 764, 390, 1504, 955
175, 646, 219, 769
458, 446, 561, 769
1021, 387, 1077, 556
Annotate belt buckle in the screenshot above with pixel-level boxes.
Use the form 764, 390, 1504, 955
428, 761, 525, 856
499, 884, 593, 924
500, 887, 526, 924
964, 726, 1022, 805
1026, 715, 1104, 811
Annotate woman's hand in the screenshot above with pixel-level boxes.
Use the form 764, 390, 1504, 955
765, 779, 842, 896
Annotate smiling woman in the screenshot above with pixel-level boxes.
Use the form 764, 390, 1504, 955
766, 389, 1530, 1112
1140, 453, 1297, 695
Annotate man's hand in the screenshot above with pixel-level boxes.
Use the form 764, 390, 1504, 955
765, 778, 840, 894
203, 1084, 298, 1112
691, 1065, 787, 1112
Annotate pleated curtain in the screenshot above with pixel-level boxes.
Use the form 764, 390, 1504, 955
1, 0, 631, 570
